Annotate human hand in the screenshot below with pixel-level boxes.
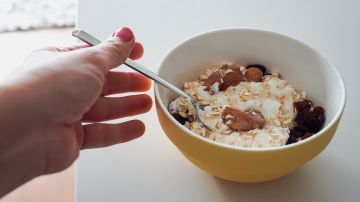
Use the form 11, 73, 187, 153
0, 27, 152, 196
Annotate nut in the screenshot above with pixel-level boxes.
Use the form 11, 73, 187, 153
202, 71, 222, 91
247, 110, 266, 128
222, 64, 241, 72
246, 64, 267, 74
220, 69, 243, 91
245, 67, 263, 82
222, 107, 256, 131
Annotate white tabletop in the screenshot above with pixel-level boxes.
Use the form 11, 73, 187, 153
76, 1, 360, 201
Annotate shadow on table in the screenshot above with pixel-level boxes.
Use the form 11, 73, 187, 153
212, 154, 357, 202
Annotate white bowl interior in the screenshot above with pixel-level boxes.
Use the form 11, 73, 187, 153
157, 29, 345, 137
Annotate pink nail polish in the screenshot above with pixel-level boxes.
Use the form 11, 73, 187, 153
115, 27, 133, 42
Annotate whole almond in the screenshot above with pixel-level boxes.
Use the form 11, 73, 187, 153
247, 110, 266, 128
246, 64, 267, 74
222, 107, 256, 131
220, 70, 243, 91
245, 67, 263, 82
202, 71, 222, 91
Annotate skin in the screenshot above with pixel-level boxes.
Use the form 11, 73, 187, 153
0, 27, 152, 197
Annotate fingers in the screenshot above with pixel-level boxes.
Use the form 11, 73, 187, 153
43, 27, 144, 59
41, 27, 144, 79
129, 42, 144, 60
102, 72, 151, 96
82, 94, 152, 122
89, 27, 136, 71
81, 120, 145, 149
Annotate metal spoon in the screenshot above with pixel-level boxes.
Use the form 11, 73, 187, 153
72, 29, 210, 129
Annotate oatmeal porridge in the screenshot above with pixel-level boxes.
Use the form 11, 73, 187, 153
168, 63, 325, 148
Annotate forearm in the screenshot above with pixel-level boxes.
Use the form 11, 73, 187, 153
0, 86, 45, 198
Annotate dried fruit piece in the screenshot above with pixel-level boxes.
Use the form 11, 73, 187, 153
222, 107, 256, 131
294, 100, 325, 133
287, 126, 314, 145
245, 67, 263, 82
303, 106, 325, 133
293, 125, 310, 132
286, 136, 298, 145
220, 70, 243, 91
171, 113, 189, 125
202, 71, 222, 91
247, 110, 266, 128
301, 132, 314, 140
289, 128, 303, 138
294, 100, 313, 112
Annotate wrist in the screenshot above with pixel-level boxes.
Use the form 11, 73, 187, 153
0, 86, 46, 197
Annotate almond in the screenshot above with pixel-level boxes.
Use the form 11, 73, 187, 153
222, 64, 241, 72
245, 67, 263, 82
222, 107, 256, 131
247, 110, 266, 128
246, 64, 267, 74
202, 71, 222, 91
220, 68, 243, 91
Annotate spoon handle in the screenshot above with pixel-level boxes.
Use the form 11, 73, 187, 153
71, 29, 189, 99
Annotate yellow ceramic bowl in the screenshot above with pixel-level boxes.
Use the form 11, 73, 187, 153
154, 28, 346, 182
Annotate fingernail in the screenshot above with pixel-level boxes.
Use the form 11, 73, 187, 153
115, 27, 133, 42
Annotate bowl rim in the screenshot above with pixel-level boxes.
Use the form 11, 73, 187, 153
154, 27, 346, 152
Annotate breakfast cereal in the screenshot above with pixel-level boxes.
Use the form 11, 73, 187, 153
168, 63, 325, 148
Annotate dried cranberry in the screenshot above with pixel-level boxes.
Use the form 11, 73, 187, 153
301, 132, 314, 140
171, 113, 189, 125
293, 125, 310, 132
303, 107, 325, 133
294, 100, 313, 113
286, 136, 297, 145
295, 110, 309, 126
246, 64, 267, 74
289, 129, 303, 138
313, 106, 325, 116
294, 99, 325, 133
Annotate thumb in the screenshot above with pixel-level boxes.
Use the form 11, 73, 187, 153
88, 27, 135, 70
